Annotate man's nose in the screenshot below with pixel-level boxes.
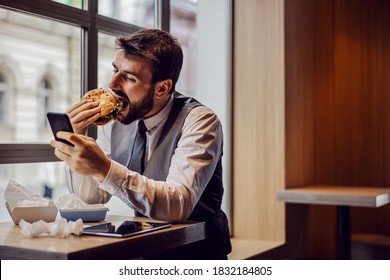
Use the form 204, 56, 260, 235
109, 72, 120, 90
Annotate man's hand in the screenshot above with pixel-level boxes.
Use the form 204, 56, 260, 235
66, 99, 101, 135
50, 131, 111, 182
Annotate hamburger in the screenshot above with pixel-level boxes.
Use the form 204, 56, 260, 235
83, 88, 123, 125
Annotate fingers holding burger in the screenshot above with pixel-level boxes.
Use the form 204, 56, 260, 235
82, 88, 124, 125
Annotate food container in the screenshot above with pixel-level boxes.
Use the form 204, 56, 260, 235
59, 207, 108, 222
6, 202, 58, 225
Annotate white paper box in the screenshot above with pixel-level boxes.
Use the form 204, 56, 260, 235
6, 202, 58, 225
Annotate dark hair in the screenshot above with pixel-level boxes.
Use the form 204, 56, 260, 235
115, 29, 183, 94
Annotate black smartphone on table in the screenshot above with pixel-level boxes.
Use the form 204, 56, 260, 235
46, 112, 74, 146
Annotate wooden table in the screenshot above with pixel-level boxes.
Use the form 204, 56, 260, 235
0, 215, 205, 260
277, 185, 390, 259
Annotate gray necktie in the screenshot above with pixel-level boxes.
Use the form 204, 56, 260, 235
129, 120, 147, 174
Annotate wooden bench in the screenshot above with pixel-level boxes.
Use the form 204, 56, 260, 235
351, 234, 390, 259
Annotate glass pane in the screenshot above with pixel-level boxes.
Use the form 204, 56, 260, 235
170, 0, 198, 97
0, 73, 6, 124
170, 0, 231, 217
0, 161, 131, 223
51, 0, 84, 9
0, 8, 81, 144
0, 162, 68, 222
97, 32, 135, 217
98, 32, 117, 89
98, 0, 155, 28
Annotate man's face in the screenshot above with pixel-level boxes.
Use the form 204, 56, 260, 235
109, 50, 155, 125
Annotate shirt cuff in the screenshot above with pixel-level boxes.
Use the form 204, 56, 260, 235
99, 160, 126, 193
98, 160, 146, 213
99, 159, 143, 191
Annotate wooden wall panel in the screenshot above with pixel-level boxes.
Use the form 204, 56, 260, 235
285, 0, 336, 187
285, 0, 390, 259
311, 1, 336, 185
383, 0, 390, 187
284, 0, 316, 187
333, 0, 385, 186
233, 0, 285, 241
285, 0, 338, 259
347, 0, 390, 235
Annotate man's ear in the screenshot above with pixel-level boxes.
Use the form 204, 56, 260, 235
154, 79, 172, 98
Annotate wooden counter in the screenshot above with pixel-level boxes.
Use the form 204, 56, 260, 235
278, 185, 390, 207
0, 215, 205, 260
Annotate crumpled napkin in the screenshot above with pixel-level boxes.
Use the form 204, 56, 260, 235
19, 217, 84, 238
56, 193, 106, 210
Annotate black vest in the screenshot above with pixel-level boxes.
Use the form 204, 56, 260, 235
111, 92, 231, 259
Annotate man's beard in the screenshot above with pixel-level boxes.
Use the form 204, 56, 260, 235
118, 85, 155, 125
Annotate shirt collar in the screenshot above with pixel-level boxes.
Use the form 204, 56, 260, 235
142, 93, 174, 132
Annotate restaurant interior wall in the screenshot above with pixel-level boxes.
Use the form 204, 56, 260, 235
231, 0, 390, 260
285, 0, 390, 259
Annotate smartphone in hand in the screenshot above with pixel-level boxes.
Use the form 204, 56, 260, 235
46, 112, 74, 146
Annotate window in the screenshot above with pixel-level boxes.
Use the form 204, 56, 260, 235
171, 0, 198, 97
37, 78, 53, 128
98, 0, 155, 27
0, 8, 81, 143
171, 0, 231, 215
0, 0, 139, 156
0, 0, 142, 221
98, 32, 117, 88
0, 0, 231, 222
0, 73, 6, 124
51, 0, 83, 9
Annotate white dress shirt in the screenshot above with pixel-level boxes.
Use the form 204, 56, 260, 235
66, 94, 223, 222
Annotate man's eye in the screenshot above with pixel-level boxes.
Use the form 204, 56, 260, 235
124, 76, 135, 82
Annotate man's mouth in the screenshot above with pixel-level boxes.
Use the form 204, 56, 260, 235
111, 90, 129, 111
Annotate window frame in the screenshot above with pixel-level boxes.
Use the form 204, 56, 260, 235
0, 0, 169, 164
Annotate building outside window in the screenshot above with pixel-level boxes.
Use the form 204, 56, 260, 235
0, 73, 6, 125
37, 78, 53, 129
98, 0, 155, 27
